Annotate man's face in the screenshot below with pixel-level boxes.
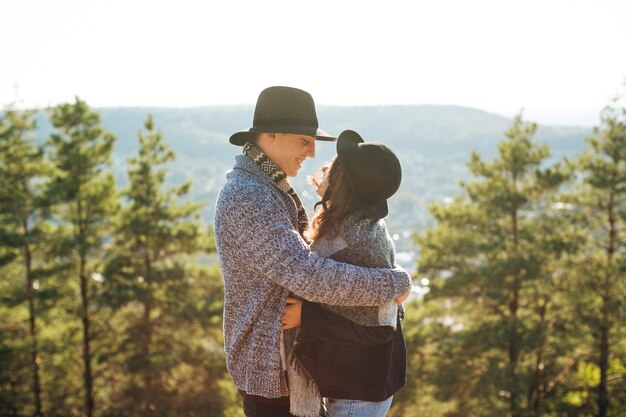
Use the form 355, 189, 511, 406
262, 133, 316, 177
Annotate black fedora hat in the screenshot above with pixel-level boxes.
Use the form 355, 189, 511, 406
337, 130, 402, 220
229, 86, 336, 146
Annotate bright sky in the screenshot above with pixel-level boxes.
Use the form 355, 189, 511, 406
2, 0, 626, 126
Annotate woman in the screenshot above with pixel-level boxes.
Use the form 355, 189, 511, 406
285, 129, 408, 417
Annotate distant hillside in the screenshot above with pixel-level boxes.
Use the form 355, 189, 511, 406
33, 105, 593, 269
35, 104, 591, 159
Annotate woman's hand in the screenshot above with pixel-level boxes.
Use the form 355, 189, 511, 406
282, 297, 303, 330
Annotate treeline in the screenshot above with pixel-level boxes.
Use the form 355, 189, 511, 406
0, 98, 240, 417
1, 95, 625, 417
391, 99, 626, 416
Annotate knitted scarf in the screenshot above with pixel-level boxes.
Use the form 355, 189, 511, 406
243, 142, 309, 241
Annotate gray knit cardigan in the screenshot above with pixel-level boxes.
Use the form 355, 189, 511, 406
213, 155, 411, 398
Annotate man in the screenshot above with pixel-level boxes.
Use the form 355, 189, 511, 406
214, 86, 411, 417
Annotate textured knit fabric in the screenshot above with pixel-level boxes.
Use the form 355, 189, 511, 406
243, 142, 309, 239
242, 142, 307, 372
311, 211, 399, 328
287, 210, 402, 416
213, 154, 412, 399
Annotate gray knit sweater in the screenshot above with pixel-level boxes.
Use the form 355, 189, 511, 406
213, 155, 411, 398
287, 210, 402, 417
310, 210, 399, 328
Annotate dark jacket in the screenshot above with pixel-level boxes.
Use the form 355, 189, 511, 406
294, 210, 407, 402
298, 302, 407, 401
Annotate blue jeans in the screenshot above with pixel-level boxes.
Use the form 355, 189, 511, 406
327, 396, 393, 417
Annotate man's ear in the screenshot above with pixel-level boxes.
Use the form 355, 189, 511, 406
257, 132, 276, 145
255, 133, 275, 154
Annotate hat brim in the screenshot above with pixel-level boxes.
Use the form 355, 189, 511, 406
229, 126, 336, 146
336, 129, 364, 157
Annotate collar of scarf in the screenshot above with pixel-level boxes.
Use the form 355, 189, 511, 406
243, 142, 310, 241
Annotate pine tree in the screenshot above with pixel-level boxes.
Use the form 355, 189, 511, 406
46, 97, 117, 417
102, 115, 223, 416
0, 105, 50, 417
566, 99, 626, 417
416, 113, 575, 416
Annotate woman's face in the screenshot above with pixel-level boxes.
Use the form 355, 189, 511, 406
315, 164, 330, 197
310, 160, 334, 197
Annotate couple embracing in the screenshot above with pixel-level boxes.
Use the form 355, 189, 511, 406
214, 86, 412, 417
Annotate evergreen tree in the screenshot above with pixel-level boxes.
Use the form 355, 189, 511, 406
416, 113, 575, 416
102, 115, 226, 416
565, 99, 626, 417
0, 106, 50, 417
46, 98, 117, 417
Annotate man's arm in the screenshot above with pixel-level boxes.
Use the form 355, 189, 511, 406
217, 188, 411, 306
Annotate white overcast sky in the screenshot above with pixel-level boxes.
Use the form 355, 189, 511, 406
1, 0, 625, 126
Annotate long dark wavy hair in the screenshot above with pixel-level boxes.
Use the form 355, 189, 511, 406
305, 158, 358, 242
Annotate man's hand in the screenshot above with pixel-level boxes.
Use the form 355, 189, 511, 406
282, 297, 303, 330
395, 286, 413, 305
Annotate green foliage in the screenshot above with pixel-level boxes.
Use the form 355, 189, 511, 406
416, 112, 580, 416
0, 102, 235, 417
99, 115, 228, 416
0, 104, 57, 417
45, 97, 119, 417
47, 97, 118, 254
560, 100, 626, 416
3, 97, 625, 417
